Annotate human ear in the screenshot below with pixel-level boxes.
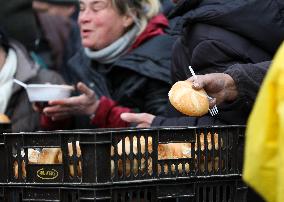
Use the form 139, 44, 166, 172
122, 13, 135, 28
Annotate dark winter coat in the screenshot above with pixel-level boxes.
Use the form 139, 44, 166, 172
169, 0, 284, 54
67, 33, 176, 115
152, 0, 284, 126
0, 0, 39, 51
5, 41, 65, 132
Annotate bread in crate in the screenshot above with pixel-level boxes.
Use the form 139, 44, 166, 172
112, 132, 221, 176
14, 132, 222, 178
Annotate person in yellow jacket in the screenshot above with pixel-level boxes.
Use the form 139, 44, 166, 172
243, 42, 284, 202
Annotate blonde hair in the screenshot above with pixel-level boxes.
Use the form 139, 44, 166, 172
111, 0, 161, 33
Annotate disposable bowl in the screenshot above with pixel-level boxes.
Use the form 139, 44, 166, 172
26, 84, 74, 102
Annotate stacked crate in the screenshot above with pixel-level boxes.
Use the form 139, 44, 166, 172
0, 126, 247, 201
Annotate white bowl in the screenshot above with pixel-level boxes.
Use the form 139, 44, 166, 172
26, 84, 74, 102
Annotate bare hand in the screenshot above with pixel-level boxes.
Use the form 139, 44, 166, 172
188, 73, 238, 106
43, 82, 99, 121
120, 113, 155, 128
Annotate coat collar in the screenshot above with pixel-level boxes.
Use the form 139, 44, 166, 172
10, 40, 39, 94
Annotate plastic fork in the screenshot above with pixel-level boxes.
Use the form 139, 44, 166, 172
207, 95, 218, 116
188, 66, 218, 116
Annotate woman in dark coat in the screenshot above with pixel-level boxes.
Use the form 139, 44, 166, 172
43, 0, 176, 128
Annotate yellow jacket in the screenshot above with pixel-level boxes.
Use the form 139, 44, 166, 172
243, 42, 284, 202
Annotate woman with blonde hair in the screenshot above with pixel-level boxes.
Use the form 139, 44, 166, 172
42, 0, 176, 128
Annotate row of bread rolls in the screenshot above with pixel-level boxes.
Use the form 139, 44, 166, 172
14, 133, 221, 179
113, 133, 221, 176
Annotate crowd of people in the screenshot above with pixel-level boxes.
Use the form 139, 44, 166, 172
0, 0, 284, 201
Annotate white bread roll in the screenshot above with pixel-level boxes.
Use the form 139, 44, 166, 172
68, 141, 82, 177
168, 80, 209, 116
0, 114, 10, 124
37, 148, 62, 164
13, 160, 26, 179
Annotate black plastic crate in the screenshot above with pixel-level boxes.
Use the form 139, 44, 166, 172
0, 126, 245, 185
0, 123, 10, 134
0, 178, 247, 201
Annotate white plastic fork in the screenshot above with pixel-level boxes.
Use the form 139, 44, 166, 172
207, 95, 218, 116
188, 66, 218, 116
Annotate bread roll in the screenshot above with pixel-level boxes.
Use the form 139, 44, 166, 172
68, 141, 82, 177
37, 148, 62, 164
19, 134, 221, 178
13, 160, 26, 179
114, 136, 153, 176
168, 80, 209, 116
112, 133, 221, 176
0, 114, 10, 124
28, 149, 40, 164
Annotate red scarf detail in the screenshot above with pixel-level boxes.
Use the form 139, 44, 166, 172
130, 14, 169, 50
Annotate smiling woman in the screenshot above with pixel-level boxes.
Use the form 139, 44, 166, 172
78, 0, 124, 50
43, 0, 176, 129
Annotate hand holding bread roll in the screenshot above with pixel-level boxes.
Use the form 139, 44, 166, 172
168, 80, 209, 116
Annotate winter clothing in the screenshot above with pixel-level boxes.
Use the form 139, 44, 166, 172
169, 0, 284, 55
0, 0, 39, 51
152, 0, 284, 126
0, 49, 17, 113
131, 14, 169, 49
36, 12, 72, 71
243, 42, 284, 202
5, 41, 65, 132
90, 96, 132, 128
160, 0, 175, 15
65, 15, 176, 128
84, 25, 140, 64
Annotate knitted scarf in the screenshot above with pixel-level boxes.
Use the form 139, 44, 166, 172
84, 25, 140, 64
0, 48, 17, 113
